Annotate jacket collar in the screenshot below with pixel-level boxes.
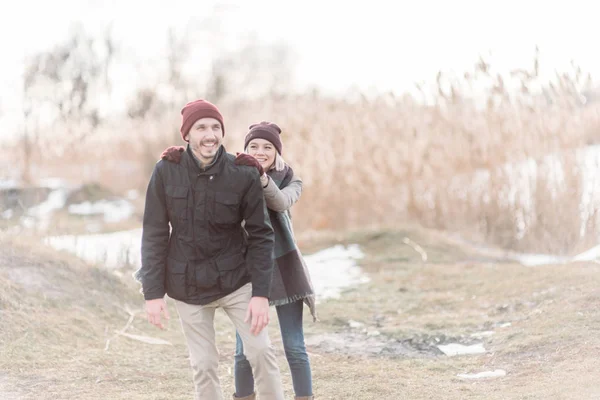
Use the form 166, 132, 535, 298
182, 144, 226, 175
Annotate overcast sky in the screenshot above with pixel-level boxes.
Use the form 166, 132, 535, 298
1, 0, 597, 139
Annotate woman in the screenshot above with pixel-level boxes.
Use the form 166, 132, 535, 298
160, 121, 317, 400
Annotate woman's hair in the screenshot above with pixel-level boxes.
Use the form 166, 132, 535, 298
273, 153, 286, 172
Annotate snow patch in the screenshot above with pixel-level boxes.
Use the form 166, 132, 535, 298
44, 228, 142, 269
457, 369, 507, 379
24, 188, 69, 229
572, 245, 600, 263
348, 320, 365, 329
513, 253, 571, 267
437, 343, 486, 356
470, 331, 495, 339
303, 244, 369, 302
0, 179, 19, 190
68, 199, 135, 223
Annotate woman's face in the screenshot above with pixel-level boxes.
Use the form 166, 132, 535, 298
246, 138, 277, 171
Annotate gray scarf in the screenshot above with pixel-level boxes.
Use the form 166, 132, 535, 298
266, 165, 318, 321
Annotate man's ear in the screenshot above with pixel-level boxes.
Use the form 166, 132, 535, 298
184, 134, 189, 142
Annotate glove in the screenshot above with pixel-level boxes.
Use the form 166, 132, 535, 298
234, 152, 264, 177
161, 146, 185, 163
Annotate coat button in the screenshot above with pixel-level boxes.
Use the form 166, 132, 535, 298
209, 176, 214, 180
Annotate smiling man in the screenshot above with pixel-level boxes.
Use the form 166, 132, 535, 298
135, 99, 284, 400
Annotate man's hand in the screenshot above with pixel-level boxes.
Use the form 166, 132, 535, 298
160, 146, 185, 163
145, 298, 170, 329
235, 153, 264, 177
244, 296, 270, 335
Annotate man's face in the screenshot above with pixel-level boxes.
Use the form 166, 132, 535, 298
185, 117, 223, 164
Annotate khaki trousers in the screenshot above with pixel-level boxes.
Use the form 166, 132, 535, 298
174, 283, 284, 400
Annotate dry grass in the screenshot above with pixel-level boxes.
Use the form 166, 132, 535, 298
0, 233, 243, 399
3, 55, 600, 254
2, 228, 600, 399
301, 229, 600, 399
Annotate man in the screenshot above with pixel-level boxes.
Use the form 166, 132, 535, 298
135, 99, 285, 400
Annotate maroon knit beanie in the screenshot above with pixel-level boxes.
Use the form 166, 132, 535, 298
180, 99, 225, 141
244, 121, 283, 155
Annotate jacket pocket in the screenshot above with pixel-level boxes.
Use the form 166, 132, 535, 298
165, 257, 189, 299
165, 185, 189, 219
216, 251, 248, 291
214, 191, 241, 224
191, 260, 219, 290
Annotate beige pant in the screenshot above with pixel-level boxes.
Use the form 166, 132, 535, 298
174, 283, 284, 400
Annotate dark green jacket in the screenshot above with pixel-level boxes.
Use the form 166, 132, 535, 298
135, 145, 275, 305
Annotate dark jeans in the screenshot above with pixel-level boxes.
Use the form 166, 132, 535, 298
234, 300, 313, 397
